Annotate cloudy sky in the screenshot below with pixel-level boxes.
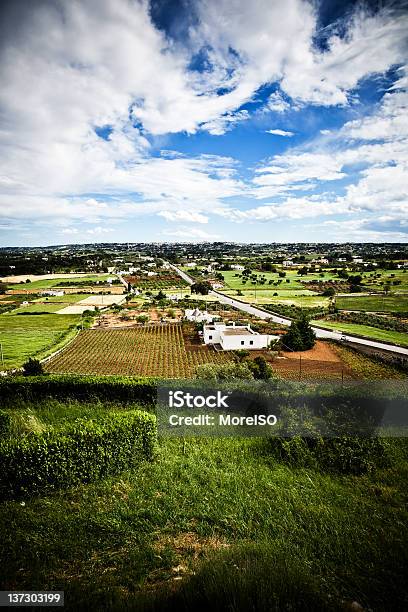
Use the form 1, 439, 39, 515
0, 0, 407, 246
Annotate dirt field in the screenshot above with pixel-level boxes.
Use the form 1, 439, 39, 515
57, 294, 126, 314
269, 341, 355, 380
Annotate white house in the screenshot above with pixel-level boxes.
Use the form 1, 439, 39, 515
40, 290, 64, 297
203, 322, 278, 351
282, 260, 294, 267
231, 264, 245, 271
185, 308, 216, 324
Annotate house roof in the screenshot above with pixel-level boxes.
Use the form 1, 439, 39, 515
222, 328, 253, 336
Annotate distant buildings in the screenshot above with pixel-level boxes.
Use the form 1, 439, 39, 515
40, 290, 64, 297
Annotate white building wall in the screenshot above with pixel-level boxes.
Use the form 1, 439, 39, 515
220, 333, 272, 350
204, 327, 221, 344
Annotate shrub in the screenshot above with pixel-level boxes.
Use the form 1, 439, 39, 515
269, 435, 388, 474
0, 410, 156, 498
196, 362, 254, 380
0, 375, 156, 405
249, 356, 273, 380
22, 358, 44, 376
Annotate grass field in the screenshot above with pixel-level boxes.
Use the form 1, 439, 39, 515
223, 289, 323, 304
0, 314, 80, 369
7, 274, 111, 290
336, 295, 408, 313
313, 319, 408, 347
207, 268, 408, 306
46, 324, 232, 377
1, 400, 407, 611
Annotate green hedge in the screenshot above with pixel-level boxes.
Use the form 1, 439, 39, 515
0, 410, 156, 498
0, 375, 156, 405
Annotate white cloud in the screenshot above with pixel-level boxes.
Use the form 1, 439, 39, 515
0, 0, 407, 240
161, 226, 221, 240
266, 91, 291, 113
158, 210, 209, 224
266, 129, 294, 137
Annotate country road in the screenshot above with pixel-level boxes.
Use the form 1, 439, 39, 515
168, 262, 408, 358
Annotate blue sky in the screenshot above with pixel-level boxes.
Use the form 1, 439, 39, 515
0, 0, 407, 246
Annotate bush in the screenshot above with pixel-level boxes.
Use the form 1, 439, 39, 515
196, 362, 254, 380
0, 410, 156, 498
0, 410, 11, 437
269, 435, 389, 474
249, 356, 273, 380
22, 358, 44, 376
0, 375, 156, 405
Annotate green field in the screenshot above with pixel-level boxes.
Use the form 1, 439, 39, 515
336, 295, 408, 313
209, 267, 408, 297
223, 289, 322, 303
313, 319, 408, 347
7, 274, 111, 290
0, 395, 407, 610
10, 294, 92, 314
0, 314, 80, 368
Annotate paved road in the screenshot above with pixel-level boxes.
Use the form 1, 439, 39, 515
168, 263, 408, 358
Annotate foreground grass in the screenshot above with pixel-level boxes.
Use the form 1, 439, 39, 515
0, 314, 79, 368
1, 401, 407, 611
312, 319, 408, 347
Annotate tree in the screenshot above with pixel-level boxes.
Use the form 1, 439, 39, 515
23, 358, 44, 376
282, 316, 316, 351
136, 314, 149, 324
249, 356, 272, 380
154, 290, 167, 301
322, 287, 335, 297
191, 281, 212, 295
0, 282, 7, 294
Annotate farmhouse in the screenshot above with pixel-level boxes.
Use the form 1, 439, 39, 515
203, 322, 278, 351
40, 290, 64, 297
282, 260, 294, 267
208, 280, 224, 289
185, 308, 217, 323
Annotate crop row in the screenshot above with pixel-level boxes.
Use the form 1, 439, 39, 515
45, 324, 231, 377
